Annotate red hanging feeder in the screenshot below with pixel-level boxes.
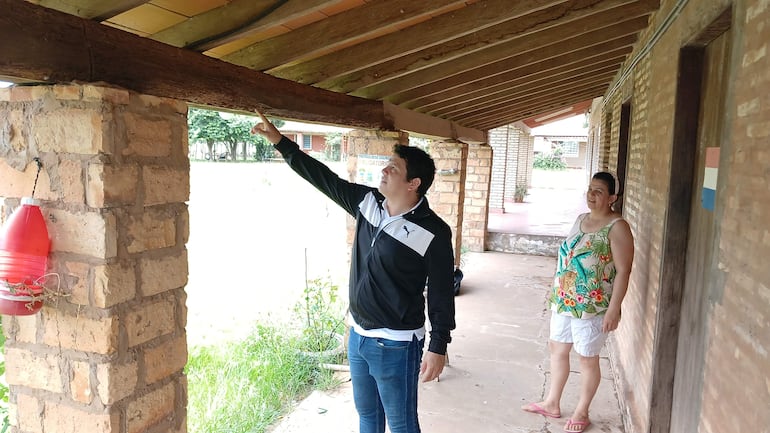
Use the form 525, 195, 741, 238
0, 159, 51, 315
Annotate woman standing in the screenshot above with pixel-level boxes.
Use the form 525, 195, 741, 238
522, 171, 634, 433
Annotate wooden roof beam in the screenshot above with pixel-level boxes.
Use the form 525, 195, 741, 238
464, 87, 607, 129
430, 66, 620, 117
0, 1, 374, 128
401, 40, 634, 110
327, 0, 656, 96
222, 0, 470, 71
269, 0, 569, 84
415, 53, 627, 113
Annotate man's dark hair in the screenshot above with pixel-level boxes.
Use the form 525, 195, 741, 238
393, 144, 436, 197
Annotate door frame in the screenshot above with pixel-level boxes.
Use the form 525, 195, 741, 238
647, 7, 732, 433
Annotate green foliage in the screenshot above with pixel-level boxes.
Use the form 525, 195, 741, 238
294, 277, 346, 356
186, 325, 335, 433
187, 107, 285, 161
534, 150, 567, 170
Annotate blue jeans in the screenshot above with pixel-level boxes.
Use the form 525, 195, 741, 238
348, 327, 424, 433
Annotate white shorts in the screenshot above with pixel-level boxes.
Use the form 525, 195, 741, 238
549, 312, 608, 357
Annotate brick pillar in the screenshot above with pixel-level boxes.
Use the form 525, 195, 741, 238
0, 84, 189, 433
503, 126, 521, 203
426, 140, 467, 267
520, 134, 534, 189
462, 144, 492, 253
488, 127, 508, 212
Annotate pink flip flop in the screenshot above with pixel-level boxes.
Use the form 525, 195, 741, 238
564, 418, 591, 432
522, 402, 561, 419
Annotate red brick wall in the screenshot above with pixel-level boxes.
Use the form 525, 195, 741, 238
592, 1, 770, 432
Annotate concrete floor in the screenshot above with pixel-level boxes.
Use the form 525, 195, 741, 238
269, 252, 625, 433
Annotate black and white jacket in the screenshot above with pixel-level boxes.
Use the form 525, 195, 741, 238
274, 136, 456, 355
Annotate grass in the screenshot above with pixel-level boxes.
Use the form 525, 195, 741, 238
186, 324, 344, 433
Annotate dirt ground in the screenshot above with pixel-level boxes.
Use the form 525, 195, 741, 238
185, 160, 350, 346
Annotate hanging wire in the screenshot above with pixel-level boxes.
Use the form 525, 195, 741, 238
31, 157, 42, 198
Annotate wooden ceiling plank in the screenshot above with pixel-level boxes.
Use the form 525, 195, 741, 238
269, 0, 569, 84
32, 0, 151, 21
325, 0, 655, 95
148, 0, 277, 48
1, 0, 384, 128
400, 39, 635, 109
467, 89, 606, 129
222, 0, 469, 71
366, 16, 646, 103
460, 84, 609, 125
459, 85, 609, 125
428, 66, 621, 118
348, 8, 648, 99
440, 71, 617, 119
412, 51, 628, 113
451, 76, 614, 122
183, 0, 341, 51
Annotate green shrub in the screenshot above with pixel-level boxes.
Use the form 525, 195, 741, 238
534, 152, 567, 170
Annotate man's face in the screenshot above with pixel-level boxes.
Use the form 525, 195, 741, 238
378, 155, 412, 198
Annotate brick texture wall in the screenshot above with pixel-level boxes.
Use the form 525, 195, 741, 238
592, 0, 770, 432
488, 127, 508, 212
0, 84, 189, 433
427, 140, 468, 266
488, 124, 533, 211
462, 144, 492, 253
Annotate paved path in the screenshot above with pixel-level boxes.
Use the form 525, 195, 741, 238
270, 252, 625, 433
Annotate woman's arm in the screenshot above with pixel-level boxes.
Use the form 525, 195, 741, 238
604, 219, 634, 332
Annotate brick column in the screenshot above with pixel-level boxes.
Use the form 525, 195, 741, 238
504, 127, 522, 203
0, 84, 189, 433
426, 140, 467, 267
462, 144, 492, 253
488, 127, 508, 212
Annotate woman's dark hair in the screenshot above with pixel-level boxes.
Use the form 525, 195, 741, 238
592, 171, 618, 195
393, 144, 436, 197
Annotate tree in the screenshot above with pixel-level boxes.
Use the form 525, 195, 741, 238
187, 108, 284, 161
188, 107, 227, 161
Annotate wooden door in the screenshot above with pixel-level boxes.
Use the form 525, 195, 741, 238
669, 29, 731, 433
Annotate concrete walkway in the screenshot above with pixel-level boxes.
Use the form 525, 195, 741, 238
269, 252, 625, 433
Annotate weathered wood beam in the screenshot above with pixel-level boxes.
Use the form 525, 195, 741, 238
222, 0, 468, 71
0, 0, 384, 128
269, 0, 569, 84
324, 0, 655, 95
383, 103, 486, 145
